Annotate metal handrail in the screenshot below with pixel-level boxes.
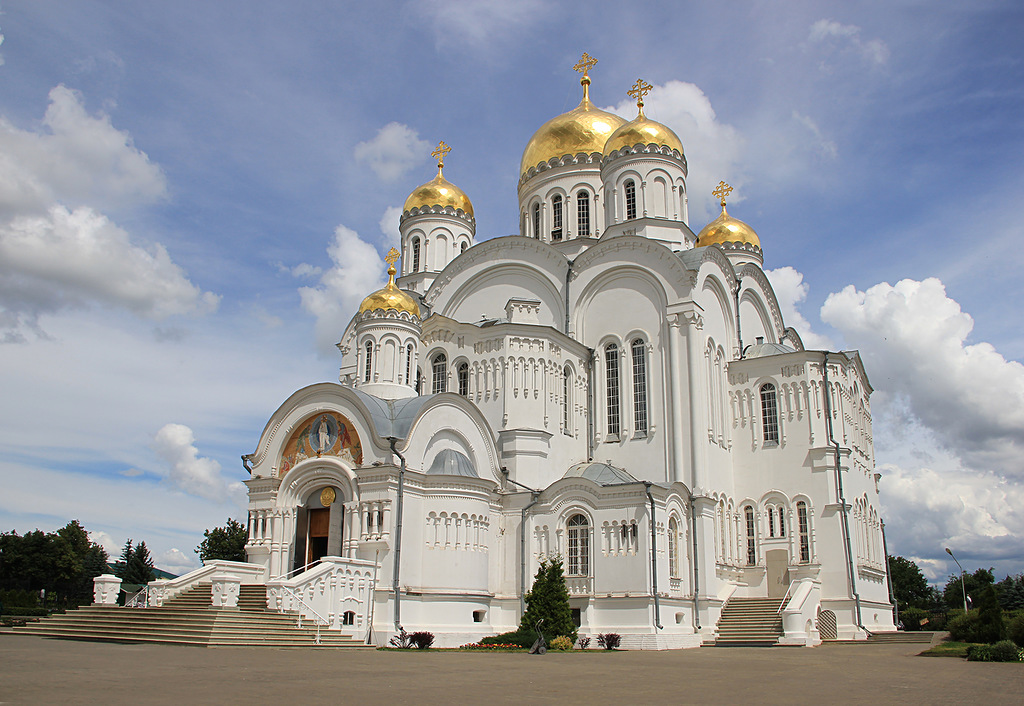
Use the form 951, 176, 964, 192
278, 586, 330, 645
776, 582, 794, 614
269, 559, 321, 583
125, 585, 149, 608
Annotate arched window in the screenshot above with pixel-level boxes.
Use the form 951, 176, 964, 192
624, 179, 637, 220
562, 365, 572, 436
551, 195, 563, 241
411, 238, 421, 273
342, 610, 355, 626
768, 507, 776, 538
567, 514, 590, 577
416, 368, 423, 395
797, 502, 810, 563
532, 203, 541, 239
457, 362, 469, 397
405, 344, 414, 386
577, 190, 591, 236
604, 343, 620, 437
668, 517, 679, 578
760, 383, 780, 444
744, 505, 756, 566
432, 353, 447, 394
631, 338, 648, 435
364, 341, 373, 383
461, 241, 468, 253
778, 507, 785, 537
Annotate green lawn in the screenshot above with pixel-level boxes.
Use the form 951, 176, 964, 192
919, 641, 980, 658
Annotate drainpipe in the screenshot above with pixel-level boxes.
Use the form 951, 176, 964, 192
881, 519, 898, 629
690, 494, 702, 631
564, 258, 574, 335
388, 437, 406, 633
644, 482, 663, 630
733, 278, 743, 358
586, 348, 596, 461
822, 353, 864, 633
502, 468, 540, 617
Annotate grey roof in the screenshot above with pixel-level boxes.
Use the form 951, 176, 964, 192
349, 389, 435, 441
427, 449, 478, 477
563, 462, 639, 486
743, 341, 796, 359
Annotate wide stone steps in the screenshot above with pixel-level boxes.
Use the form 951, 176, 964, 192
867, 631, 937, 644
15, 583, 371, 648
714, 597, 785, 646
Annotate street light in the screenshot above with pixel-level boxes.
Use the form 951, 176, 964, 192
945, 547, 968, 613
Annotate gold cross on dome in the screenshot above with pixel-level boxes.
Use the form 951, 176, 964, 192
573, 52, 598, 78
431, 141, 451, 167
712, 180, 733, 206
628, 78, 653, 107
385, 247, 401, 266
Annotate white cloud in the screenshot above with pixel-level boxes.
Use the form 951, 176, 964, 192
791, 111, 838, 159
605, 81, 745, 224
764, 266, 834, 350
808, 19, 890, 67
412, 0, 544, 47
379, 206, 402, 247
354, 122, 430, 182
298, 224, 385, 354
88, 530, 120, 558
821, 277, 1024, 478
152, 423, 242, 502
155, 547, 199, 575
279, 262, 322, 279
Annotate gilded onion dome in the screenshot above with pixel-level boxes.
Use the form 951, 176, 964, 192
359, 248, 421, 317
696, 181, 761, 250
603, 78, 684, 157
403, 142, 474, 217
520, 54, 626, 178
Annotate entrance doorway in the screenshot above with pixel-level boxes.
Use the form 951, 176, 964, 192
765, 549, 791, 598
307, 508, 330, 564
293, 486, 344, 572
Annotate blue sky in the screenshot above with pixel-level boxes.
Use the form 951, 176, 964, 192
1, 1, 1022, 582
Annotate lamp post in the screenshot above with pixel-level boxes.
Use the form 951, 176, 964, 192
945, 547, 968, 613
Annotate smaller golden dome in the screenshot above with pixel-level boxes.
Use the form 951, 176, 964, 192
604, 78, 684, 156
359, 249, 421, 317
696, 181, 761, 250
403, 142, 474, 217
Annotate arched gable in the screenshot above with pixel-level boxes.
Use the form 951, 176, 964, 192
400, 393, 501, 483
737, 263, 787, 341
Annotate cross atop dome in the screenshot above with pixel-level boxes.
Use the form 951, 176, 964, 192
712, 180, 733, 209
432, 141, 451, 176
573, 52, 598, 102
628, 78, 653, 116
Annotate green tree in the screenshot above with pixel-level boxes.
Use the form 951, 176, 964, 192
887, 556, 932, 611
995, 574, 1024, 612
196, 518, 248, 563
945, 567, 994, 611
0, 521, 108, 608
974, 582, 1006, 643
119, 539, 155, 586
519, 558, 576, 642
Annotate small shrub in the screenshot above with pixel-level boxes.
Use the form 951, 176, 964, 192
1007, 613, 1024, 648
596, 633, 621, 650
966, 644, 995, 662
990, 640, 1023, 662
0, 589, 39, 609
900, 607, 927, 631
389, 629, 412, 648
409, 631, 435, 649
947, 611, 980, 643
578, 636, 591, 650
549, 635, 573, 651
3, 606, 49, 617
480, 630, 537, 649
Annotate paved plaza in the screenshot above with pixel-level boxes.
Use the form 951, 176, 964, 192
1, 634, 1021, 705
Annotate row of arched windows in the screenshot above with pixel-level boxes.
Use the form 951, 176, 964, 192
715, 497, 813, 567
604, 339, 649, 438
406, 235, 470, 275
524, 190, 593, 240
360, 339, 417, 387
562, 512, 685, 580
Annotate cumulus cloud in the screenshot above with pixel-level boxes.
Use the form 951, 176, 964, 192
412, 0, 544, 48
278, 262, 322, 279
354, 122, 430, 182
605, 81, 745, 224
152, 423, 242, 502
764, 266, 834, 350
88, 530, 120, 558
156, 547, 199, 575
379, 206, 402, 247
808, 19, 890, 67
298, 224, 385, 354
821, 277, 1024, 478
791, 111, 838, 159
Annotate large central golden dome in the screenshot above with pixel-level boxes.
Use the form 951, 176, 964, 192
520, 76, 626, 178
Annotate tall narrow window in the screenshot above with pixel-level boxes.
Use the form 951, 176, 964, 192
577, 190, 591, 236
461, 241, 468, 253
778, 507, 785, 537
551, 195, 563, 241
364, 341, 373, 382
768, 507, 776, 538
405, 344, 414, 386
744, 505, 756, 566
567, 514, 590, 577
605, 343, 621, 437
631, 338, 648, 435
624, 179, 637, 220
432, 353, 447, 394
760, 383, 780, 444
562, 365, 572, 435
532, 203, 541, 239
458, 362, 469, 397
797, 502, 810, 563
411, 238, 421, 273
668, 517, 679, 578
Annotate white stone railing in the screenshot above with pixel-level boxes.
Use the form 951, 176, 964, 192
93, 574, 122, 605
266, 556, 378, 636
148, 560, 267, 607
565, 576, 593, 596
779, 577, 822, 647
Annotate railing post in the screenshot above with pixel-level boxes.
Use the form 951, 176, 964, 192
93, 574, 121, 605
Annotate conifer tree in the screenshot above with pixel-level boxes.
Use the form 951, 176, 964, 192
520, 558, 577, 642
974, 582, 1006, 643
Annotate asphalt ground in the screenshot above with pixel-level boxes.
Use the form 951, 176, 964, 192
1, 634, 1021, 705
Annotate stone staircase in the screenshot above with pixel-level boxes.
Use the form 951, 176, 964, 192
713, 597, 785, 646
14, 584, 372, 648
866, 631, 937, 644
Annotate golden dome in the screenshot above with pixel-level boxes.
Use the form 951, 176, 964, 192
403, 142, 474, 217
359, 249, 421, 317
520, 74, 626, 177
604, 79, 684, 156
696, 181, 761, 249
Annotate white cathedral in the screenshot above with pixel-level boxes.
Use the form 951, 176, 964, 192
227, 58, 895, 648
